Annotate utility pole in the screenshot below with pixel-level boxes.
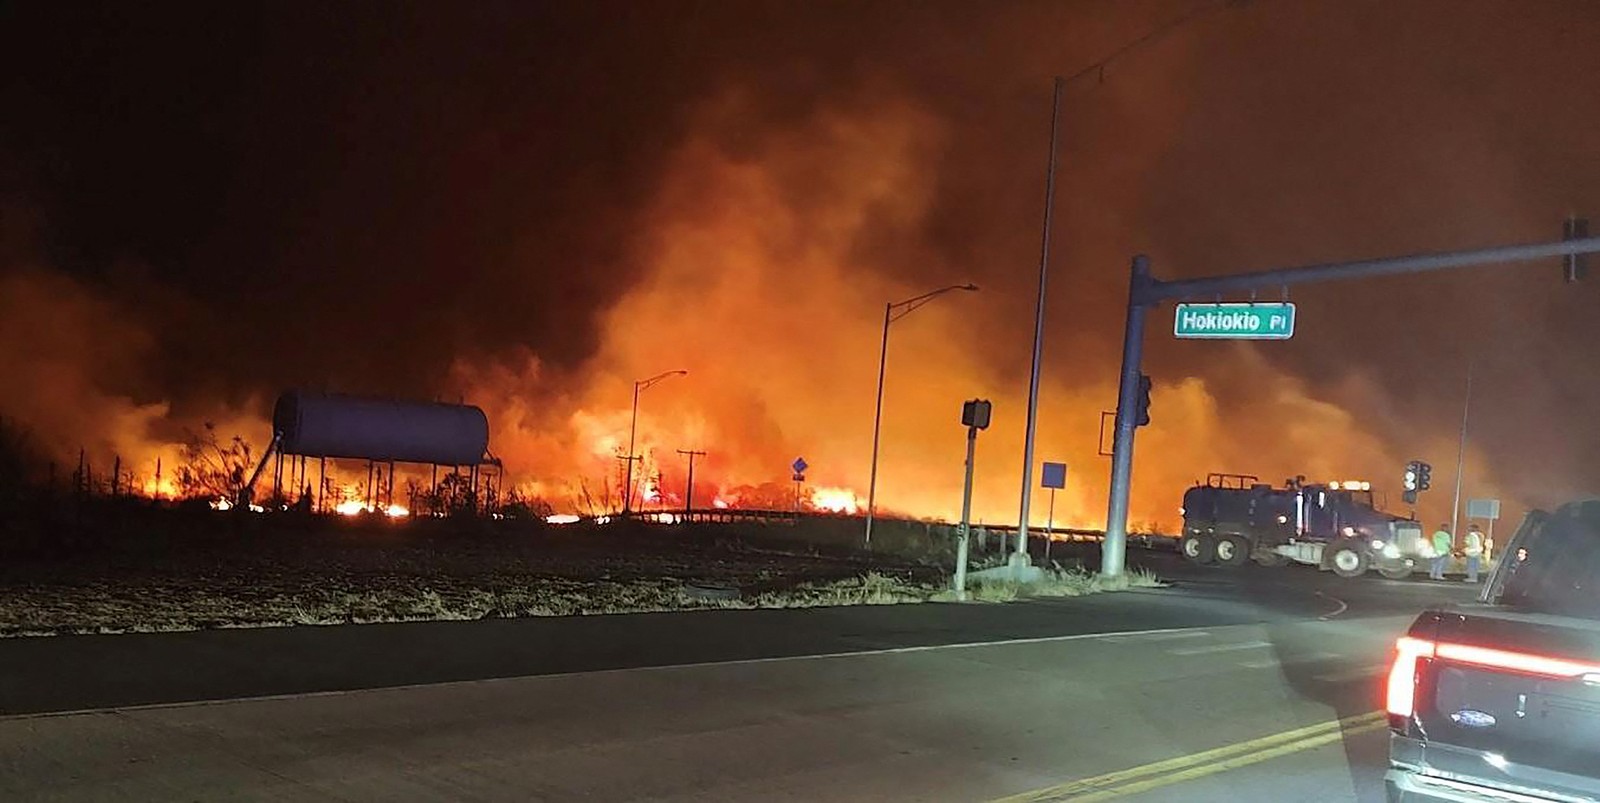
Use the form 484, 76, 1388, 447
677, 449, 705, 517
616, 453, 641, 511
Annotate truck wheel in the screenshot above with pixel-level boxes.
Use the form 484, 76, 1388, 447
1252, 552, 1290, 567
1376, 561, 1413, 580
1213, 535, 1250, 567
1180, 532, 1214, 564
1329, 538, 1370, 578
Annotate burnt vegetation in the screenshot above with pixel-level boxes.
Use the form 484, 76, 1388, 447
0, 427, 962, 635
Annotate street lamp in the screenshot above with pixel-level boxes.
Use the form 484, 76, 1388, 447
623, 369, 687, 515
864, 283, 979, 548
1450, 358, 1474, 541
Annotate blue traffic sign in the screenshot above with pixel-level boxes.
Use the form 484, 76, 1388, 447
1041, 462, 1067, 489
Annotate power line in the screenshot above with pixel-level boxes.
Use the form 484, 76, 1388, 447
1061, 0, 1237, 88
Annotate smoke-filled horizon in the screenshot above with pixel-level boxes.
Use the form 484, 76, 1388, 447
3, 0, 1597, 529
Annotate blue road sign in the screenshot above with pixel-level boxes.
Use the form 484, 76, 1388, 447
1041, 462, 1067, 489
792, 457, 808, 475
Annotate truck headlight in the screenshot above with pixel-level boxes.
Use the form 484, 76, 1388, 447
1382, 543, 1401, 559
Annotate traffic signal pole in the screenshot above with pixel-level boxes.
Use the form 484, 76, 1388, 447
1101, 255, 1152, 579
1101, 234, 1600, 579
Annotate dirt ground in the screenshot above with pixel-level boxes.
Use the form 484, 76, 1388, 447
0, 510, 949, 635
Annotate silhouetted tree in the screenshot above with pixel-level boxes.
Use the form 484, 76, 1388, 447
176, 423, 254, 501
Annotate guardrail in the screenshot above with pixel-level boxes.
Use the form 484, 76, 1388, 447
617, 509, 1177, 545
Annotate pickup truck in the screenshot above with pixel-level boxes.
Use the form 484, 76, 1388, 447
1385, 500, 1600, 802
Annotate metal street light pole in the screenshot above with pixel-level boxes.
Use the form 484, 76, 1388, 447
622, 369, 687, 515
1014, 76, 1064, 571
863, 283, 978, 548
1450, 359, 1474, 541
1006, 3, 1229, 566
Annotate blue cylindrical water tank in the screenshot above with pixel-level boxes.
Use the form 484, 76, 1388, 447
272, 391, 490, 465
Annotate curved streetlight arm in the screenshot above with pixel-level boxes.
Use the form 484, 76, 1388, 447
623, 369, 688, 514
636, 369, 689, 392
864, 282, 978, 549
888, 283, 979, 323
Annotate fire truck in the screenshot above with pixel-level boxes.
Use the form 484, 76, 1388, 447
1178, 473, 1427, 579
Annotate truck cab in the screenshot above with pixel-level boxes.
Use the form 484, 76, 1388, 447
1181, 473, 1425, 578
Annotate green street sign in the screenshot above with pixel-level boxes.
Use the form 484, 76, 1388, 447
1173, 302, 1296, 340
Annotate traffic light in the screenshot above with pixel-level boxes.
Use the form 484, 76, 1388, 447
1565, 216, 1589, 283
1134, 374, 1152, 427
961, 398, 992, 430
1402, 459, 1431, 503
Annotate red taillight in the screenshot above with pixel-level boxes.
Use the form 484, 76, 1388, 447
1384, 634, 1600, 719
1387, 636, 1435, 717
1433, 642, 1600, 679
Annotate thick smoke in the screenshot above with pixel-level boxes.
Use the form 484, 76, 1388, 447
455, 85, 1508, 529
0, 268, 169, 466
0, 261, 267, 491
4, 0, 1595, 528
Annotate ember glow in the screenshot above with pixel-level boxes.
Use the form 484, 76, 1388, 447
141, 477, 178, 500
810, 487, 859, 515
331, 500, 410, 518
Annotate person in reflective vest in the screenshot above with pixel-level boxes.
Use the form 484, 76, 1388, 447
1463, 523, 1485, 583
1429, 524, 1453, 580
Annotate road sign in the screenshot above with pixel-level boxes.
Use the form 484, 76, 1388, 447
1041, 462, 1067, 489
792, 457, 808, 475
1467, 498, 1501, 520
792, 472, 805, 483
1173, 302, 1296, 340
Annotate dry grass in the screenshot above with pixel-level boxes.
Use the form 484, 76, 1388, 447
948, 564, 1165, 603
0, 564, 1164, 636
0, 539, 1160, 636
0, 571, 951, 636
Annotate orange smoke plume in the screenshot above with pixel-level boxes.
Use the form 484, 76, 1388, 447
458, 88, 1512, 530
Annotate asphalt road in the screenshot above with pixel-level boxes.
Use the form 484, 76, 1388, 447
0, 549, 1481, 801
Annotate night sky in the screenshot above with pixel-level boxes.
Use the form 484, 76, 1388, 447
4, 0, 1599, 523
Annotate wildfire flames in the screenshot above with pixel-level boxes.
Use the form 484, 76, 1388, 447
0, 94, 1511, 536
435, 96, 1486, 532
811, 487, 859, 515
0, 29, 1530, 533
333, 500, 410, 518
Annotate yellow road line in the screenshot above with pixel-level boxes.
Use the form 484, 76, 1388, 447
989, 711, 1385, 803
1066, 720, 1388, 802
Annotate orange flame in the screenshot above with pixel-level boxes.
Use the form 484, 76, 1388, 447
811, 486, 859, 514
